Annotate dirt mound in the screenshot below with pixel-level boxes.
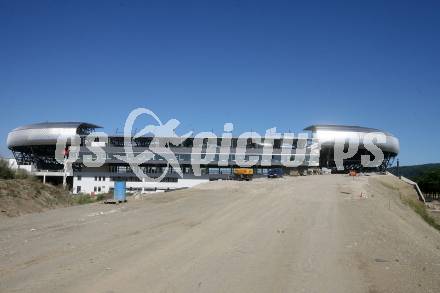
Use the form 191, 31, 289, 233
0, 179, 72, 217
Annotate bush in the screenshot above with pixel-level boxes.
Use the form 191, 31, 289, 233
14, 168, 31, 179
0, 158, 35, 180
0, 160, 15, 179
72, 194, 96, 205
96, 194, 105, 201
96, 192, 112, 201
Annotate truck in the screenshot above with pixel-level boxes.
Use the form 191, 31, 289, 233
233, 168, 254, 181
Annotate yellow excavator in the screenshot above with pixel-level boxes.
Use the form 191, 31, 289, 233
233, 168, 254, 181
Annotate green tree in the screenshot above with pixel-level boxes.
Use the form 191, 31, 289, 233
415, 168, 440, 194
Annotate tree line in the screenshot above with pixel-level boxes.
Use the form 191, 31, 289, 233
415, 168, 440, 195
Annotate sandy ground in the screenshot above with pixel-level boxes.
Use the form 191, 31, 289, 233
1, 174, 440, 293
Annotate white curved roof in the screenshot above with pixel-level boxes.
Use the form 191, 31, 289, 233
304, 124, 393, 136
12, 122, 101, 131
7, 122, 100, 148
304, 124, 399, 155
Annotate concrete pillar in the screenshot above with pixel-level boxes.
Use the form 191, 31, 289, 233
43, 175, 46, 184
63, 159, 69, 189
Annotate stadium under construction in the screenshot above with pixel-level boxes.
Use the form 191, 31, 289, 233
6, 122, 400, 194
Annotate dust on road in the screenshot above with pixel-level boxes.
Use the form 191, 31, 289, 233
1, 174, 439, 293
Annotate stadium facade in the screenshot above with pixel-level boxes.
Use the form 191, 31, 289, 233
6, 122, 399, 194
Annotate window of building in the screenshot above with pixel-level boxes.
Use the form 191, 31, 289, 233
76, 186, 81, 193
182, 166, 192, 174
94, 186, 97, 192
77, 176, 81, 181
219, 168, 232, 175
180, 154, 190, 161
272, 155, 281, 162
94, 176, 97, 181
161, 177, 178, 182
112, 165, 131, 173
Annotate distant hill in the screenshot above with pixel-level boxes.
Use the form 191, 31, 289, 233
389, 163, 440, 180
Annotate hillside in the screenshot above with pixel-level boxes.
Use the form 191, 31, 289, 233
0, 159, 75, 217
0, 178, 73, 217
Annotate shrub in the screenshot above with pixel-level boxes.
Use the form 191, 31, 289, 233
97, 192, 112, 201
72, 194, 96, 205
14, 168, 31, 179
0, 159, 15, 179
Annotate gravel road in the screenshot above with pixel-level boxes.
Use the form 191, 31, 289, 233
1, 174, 440, 293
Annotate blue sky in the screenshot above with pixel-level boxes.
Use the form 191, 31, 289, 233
0, 0, 439, 165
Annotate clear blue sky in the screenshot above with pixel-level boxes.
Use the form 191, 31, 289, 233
0, 0, 439, 165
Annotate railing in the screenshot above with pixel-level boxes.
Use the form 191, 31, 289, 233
400, 176, 426, 203
35, 169, 65, 173
424, 193, 440, 201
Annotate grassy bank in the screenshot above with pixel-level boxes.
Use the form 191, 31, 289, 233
0, 159, 110, 217
376, 175, 440, 232
403, 197, 440, 231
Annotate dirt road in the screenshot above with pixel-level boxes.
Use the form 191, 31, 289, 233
1, 175, 440, 292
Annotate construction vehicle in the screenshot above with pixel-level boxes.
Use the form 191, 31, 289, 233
233, 168, 254, 181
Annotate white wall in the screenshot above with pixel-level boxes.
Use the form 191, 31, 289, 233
73, 176, 112, 194
2, 158, 33, 173
72, 176, 208, 195
138, 179, 208, 190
